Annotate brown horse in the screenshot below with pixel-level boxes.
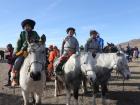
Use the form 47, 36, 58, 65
0, 50, 4, 60
103, 42, 118, 53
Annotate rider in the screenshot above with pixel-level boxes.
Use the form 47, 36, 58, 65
56, 27, 79, 74
11, 19, 40, 86
85, 30, 101, 57
85, 30, 102, 92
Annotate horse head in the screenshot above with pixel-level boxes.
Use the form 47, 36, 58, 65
80, 52, 96, 83
114, 52, 131, 79
103, 42, 118, 53
27, 35, 46, 81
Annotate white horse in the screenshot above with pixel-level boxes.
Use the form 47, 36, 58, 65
90, 52, 131, 105
54, 52, 96, 105
20, 36, 46, 105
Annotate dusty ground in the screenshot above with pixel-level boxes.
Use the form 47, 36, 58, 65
0, 59, 140, 105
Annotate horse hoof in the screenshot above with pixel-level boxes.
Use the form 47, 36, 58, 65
35, 103, 41, 105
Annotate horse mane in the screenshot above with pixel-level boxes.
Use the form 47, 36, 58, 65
103, 42, 118, 53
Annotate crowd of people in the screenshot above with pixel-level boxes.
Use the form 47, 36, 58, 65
118, 44, 139, 62
3, 18, 139, 87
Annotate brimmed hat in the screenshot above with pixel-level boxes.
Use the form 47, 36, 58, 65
66, 27, 75, 33
90, 30, 98, 36
21, 19, 36, 29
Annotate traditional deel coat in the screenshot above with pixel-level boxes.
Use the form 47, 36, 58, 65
85, 38, 101, 53
14, 31, 40, 56
61, 36, 79, 56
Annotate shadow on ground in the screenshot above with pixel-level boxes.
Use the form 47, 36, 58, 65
107, 91, 140, 105
0, 93, 23, 105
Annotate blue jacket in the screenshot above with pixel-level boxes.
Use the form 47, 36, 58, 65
97, 37, 104, 49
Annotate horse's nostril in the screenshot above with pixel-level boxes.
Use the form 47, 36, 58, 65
30, 72, 41, 81
90, 77, 93, 82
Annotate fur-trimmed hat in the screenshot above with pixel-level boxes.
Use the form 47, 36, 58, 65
90, 30, 98, 36
21, 19, 36, 29
66, 27, 75, 33
7, 43, 13, 49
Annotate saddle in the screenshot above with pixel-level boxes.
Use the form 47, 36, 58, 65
55, 59, 67, 75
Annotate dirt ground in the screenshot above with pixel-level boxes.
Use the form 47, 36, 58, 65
0, 59, 140, 105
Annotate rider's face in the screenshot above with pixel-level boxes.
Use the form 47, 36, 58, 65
68, 30, 75, 36
24, 24, 32, 31
91, 33, 97, 38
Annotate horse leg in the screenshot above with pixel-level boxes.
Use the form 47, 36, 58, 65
82, 76, 87, 94
54, 77, 58, 97
92, 93, 97, 105
92, 84, 98, 105
31, 92, 36, 105
34, 92, 41, 105
66, 85, 71, 105
21, 90, 29, 105
101, 83, 108, 105
73, 87, 79, 105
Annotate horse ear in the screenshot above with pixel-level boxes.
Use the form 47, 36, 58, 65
40, 34, 46, 44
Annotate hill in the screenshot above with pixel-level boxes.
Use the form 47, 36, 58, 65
0, 39, 140, 50
119, 39, 140, 49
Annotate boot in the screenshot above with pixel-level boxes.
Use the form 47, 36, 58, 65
4, 72, 11, 86
55, 56, 68, 75
55, 62, 63, 74
11, 70, 18, 87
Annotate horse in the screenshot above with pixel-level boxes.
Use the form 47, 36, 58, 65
0, 50, 4, 60
90, 52, 131, 105
103, 42, 118, 53
102, 42, 120, 78
54, 52, 96, 105
20, 35, 46, 105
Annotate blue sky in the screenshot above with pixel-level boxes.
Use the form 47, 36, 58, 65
0, 0, 140, 48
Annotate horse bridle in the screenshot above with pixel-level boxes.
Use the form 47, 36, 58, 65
27, 60, 45, 74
